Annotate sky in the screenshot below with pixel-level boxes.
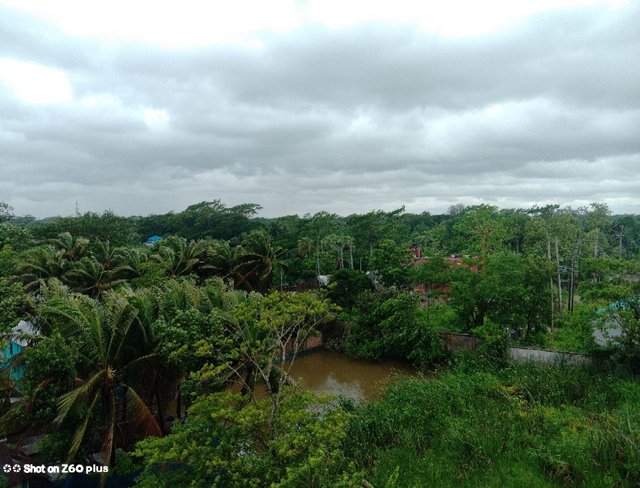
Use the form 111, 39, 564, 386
1, 0, 639, 218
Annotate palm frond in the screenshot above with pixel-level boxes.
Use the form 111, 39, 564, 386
66, 392, 100, 463
56, 370, 105, 425
123, 384, 161, 437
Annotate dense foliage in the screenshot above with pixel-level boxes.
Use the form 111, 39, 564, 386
345, 365, 640, 487
2, 199, 640, 486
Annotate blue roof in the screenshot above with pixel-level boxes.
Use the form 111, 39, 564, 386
145, 235, 163, 243
596, 295, 640, 316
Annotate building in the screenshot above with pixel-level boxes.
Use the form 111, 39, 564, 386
409, 245, 479, 303
144, 235, 163, 246
1, 321, 39, 382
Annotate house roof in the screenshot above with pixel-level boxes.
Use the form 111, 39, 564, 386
10, 320, 39, 347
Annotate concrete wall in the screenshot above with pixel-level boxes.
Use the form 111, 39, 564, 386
439, 332, 483, 351
439, 331, 592, 366
508, 347, 591, 366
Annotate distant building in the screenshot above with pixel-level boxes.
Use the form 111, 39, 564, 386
317, 275, 330, 286
410, 246, 479, 303
1, 321, 39, 382
593, 298, 639, 347
144, 235, 163, 246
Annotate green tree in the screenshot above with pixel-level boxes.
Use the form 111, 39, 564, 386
448, 253, 551, 338
327, 269, 374, 310
0, 277, 27, 332
236, 230, 287, 293
346, 291, 444, 368
0, 202, 12, 223
34, 290, 161, 467
369, 240, 413, 288
453, 205, 507, 268
16, 245, 65, 291
134, 389, 361, 487
151, 236, 209, 278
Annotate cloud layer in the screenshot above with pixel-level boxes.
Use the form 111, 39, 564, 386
1, 2, 639, 217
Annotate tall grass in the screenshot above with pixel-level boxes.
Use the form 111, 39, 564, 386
344, 363, 640, 487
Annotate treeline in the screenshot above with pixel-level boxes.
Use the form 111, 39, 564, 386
6, 200, 640, 278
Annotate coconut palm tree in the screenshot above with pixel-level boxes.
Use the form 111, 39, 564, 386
91, 240, 118, 270
112, 247, 149, 280
48, 232, 89, 262
16, 245, 65, 291
203, 240, 243, 283
296, 237, 314, 259
151, 236, 209, 277
64, 257, 126, 297
37, 291, 161, 468
236, 231, 287, 293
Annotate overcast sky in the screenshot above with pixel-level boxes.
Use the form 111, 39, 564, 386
1, 0, 639, 218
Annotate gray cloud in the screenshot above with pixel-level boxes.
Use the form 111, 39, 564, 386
1, 3, 639, 218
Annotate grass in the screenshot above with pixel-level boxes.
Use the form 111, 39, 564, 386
343, 362, 640, 487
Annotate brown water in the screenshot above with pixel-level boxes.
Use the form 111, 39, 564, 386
284, 350, 415, 402
166, 350, 416, 418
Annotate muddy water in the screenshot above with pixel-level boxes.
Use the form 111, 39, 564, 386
167, 350, 415, 418
284, 349, 415, 402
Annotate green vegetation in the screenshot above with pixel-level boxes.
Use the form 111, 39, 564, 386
346, 365, 640, 487
1, 199, 640, 486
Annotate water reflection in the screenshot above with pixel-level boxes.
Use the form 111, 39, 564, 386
286, 350, 415, 402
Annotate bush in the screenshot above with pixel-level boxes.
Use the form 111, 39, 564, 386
345, 291, 446, 370
327, 269, 374, 310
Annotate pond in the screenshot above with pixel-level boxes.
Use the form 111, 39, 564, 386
284, 349, 415, 402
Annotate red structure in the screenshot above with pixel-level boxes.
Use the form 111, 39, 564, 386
409, 245, 479, 300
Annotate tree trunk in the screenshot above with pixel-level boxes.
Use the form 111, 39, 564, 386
176, 389, 182, 420
548, 240, 555, 329
555, 238, 563, 320
242, 364, 256, 397
155, 383, 166, 435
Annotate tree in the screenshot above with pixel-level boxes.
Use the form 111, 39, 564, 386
47, 232, 89, 262
222, 291, 336, 404
151, 236, 209, 278
448, 253, 551, 339
327, 269, 374, 310
64, 256, 126, 297
321, 234, 354, 270
134, 389, 361, 487
583, 202, 612, 258
33, 212, 135, 246
0, 224, 33, 252
236, 230, 287, 293
345, 291, 444, 368
203, 240, 243, 283
369, 240, 413, 288
0, 277, 27, 333
16, 245, 65, 291
453, 205, 507, 269
0, 202, 13, 223
33, 291, 161, 468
